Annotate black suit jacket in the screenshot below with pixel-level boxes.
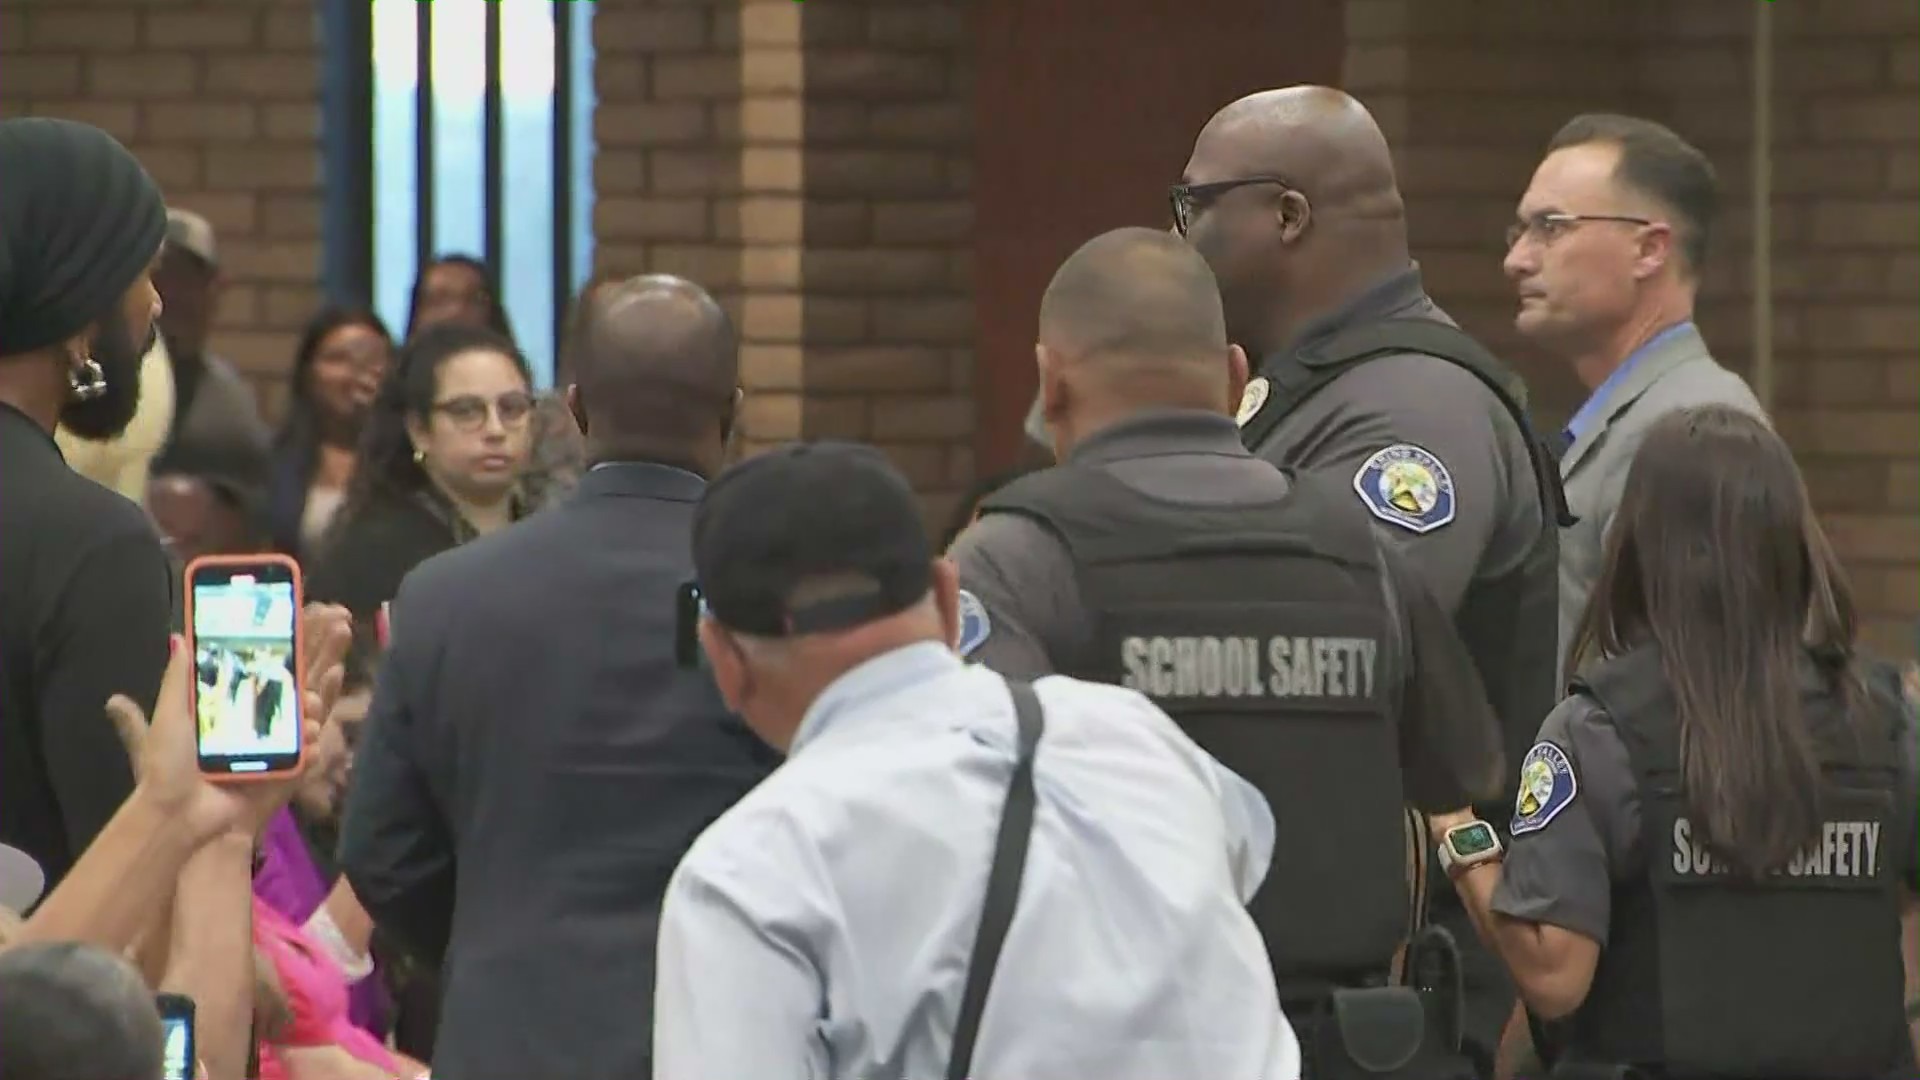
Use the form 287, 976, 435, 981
338, 463, 778, 1080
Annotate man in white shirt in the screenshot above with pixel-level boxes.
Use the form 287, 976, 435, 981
655, 439, 1301, 1080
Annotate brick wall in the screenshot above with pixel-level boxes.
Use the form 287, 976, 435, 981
798, 2, 974, 530
593, 0, 973, 528
1759, 0, 1919, 660
6, 1, 1905, 635
0, 0, 325, 417
590, 1, 749, 362
1347, 0, 1920, 657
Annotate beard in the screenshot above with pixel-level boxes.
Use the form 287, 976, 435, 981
59, 305, 156, 441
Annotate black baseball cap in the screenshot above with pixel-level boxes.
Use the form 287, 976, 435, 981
693, 441, 934, 637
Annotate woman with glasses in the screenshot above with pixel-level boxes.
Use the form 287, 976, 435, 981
1423, 404, 1917, 1079
306, 323, 535, 659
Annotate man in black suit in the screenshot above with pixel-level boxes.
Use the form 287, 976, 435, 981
339, 275, 778, 1080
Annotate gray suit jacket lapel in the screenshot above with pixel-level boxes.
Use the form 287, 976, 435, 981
1561, 324, 1709, 477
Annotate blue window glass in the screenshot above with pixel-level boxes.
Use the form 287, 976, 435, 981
354, 1, 597, 388
369, 1, 418, 339
500, 1, 556, 387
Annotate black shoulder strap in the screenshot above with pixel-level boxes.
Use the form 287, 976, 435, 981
946, 677, 1046, 1080
1243, 318, 1574, 527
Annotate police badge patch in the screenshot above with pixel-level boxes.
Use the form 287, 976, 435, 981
1352, 443, 1456, 534
1510, 741, 1577, 836
956, 589, 992, 657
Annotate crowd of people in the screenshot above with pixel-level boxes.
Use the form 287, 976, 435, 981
0, 79, 1914, 1080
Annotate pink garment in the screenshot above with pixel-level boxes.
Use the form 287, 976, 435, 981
253, 896, 401, 1080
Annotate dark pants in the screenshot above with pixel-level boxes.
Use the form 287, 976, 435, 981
1426, 891, 1514, 1080
254, 678, 283, 737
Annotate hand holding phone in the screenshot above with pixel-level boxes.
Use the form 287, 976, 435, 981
102, 599, 352, 846
184, 555, 306, 781
156, 993, 195, 1080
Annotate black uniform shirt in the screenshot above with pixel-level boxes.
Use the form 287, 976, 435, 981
0, 402, 173, 885
1242, 266, 1544, 615
950, 409, 1506, 812
1493, 672, 1920, 945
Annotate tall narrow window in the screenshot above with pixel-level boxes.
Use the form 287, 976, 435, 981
430, 1, 486, 267
499, 3, 555, 379
329, 0, 598, 389
368, 1, 418, 345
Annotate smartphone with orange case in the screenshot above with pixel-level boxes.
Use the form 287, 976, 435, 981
183, 553, 306, 781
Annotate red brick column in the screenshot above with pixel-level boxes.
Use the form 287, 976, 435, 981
593, 1, 974, 527
795, 3, 974, 526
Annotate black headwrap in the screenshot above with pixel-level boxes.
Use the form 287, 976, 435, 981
0, 118, 166, 357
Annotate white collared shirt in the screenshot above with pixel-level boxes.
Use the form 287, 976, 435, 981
653, 642, 1300, 1080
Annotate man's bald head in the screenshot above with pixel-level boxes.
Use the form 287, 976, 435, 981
1195, 86, 1402, 220
1032, 228, 1247, 457
1179, 86, 1411, 360
568, 274, 739, 469
1039, 227, 1228, 363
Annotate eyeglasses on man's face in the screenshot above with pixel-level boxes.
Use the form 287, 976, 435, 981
1505, 211, 1655, 250
1167, 176, 1297, 238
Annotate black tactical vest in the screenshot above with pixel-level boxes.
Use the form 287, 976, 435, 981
1243, 319, 1570, 827
1561, 646, 1913, 1078
980, 464, 1411, 990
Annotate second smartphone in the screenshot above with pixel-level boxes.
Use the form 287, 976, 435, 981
157, 993, 195, 1080
184, 554, 305, 779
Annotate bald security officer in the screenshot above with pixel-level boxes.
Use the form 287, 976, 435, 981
950, 226, 1505, 1078
1172, 85, 1569, 1074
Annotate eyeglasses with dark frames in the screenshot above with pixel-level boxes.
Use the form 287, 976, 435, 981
431, 391, 534, 433
1505, 212, 1655, 250
1168, 176, 1297, 238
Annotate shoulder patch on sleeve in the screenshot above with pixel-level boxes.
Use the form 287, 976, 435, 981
956, 589, 992, 657
1352, 443, 1456, 534
1510, 740, 1578, 836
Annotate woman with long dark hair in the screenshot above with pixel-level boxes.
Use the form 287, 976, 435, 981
266, 308, 394, 559
1423, 405, 1917, 1078
305, 323, 535, 654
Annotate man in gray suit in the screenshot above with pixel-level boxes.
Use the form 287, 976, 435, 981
1504, 114, 1765, 677
339, 276, 778, 1080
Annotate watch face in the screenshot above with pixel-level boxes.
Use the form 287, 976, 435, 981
1451, 823, 1498, 856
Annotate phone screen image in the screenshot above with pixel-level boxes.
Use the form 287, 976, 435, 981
157, 995, 195, 1080
191, 562, 301, 775
162, 1015, 192, 1079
